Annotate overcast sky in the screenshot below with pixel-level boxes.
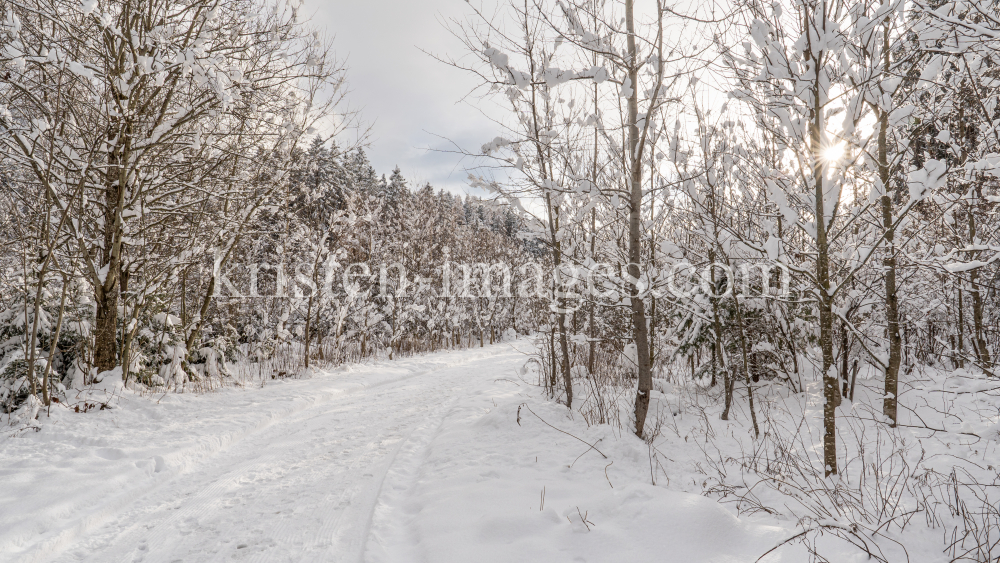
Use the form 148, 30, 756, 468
312, 0, 498, 194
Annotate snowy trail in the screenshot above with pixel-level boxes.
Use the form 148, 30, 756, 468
58, 369, 457, 563
1, 345, 523, 563
2, 343, 792, 563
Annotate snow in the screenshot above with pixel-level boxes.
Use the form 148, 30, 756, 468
2, 343, 798, 563
6, 339, 997, 563
368, 395, 787, 563
907, 158, 947, 201
944, 260, 989, 272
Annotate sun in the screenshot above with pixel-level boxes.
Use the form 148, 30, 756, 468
821, 142, 845, 164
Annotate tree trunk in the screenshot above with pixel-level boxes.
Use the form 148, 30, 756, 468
588, 81, 599, 378
876, 23, 901, 426
587, 271, 597, 376
840, 321, 850, 400
811, 45, 838, 476
549, 325, 558, 397
42, 280, 70, 406
713, 259, 732, 420
557, 312, 572, 407
94, 281, 119, 373
303, 292, 314, 369
819, 251, 838, 477
185, 273, 215, 352
957, 287, 965, 369
26, 271, 45, 402
881, 187, 901, 425
733, 299, 760, 438
968, 190, 991, 367
95, 49, 128, 374
626, 0, 653, 439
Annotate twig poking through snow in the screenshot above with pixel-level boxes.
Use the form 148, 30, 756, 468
576, 506, 594, 531
522, 403, 608, 460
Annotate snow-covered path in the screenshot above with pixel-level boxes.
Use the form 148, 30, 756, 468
56, 356, 491, 563
2, 345, 520, 563
2, 343, 789, 563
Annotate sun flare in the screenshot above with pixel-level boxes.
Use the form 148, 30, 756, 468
821, 142, 845, 163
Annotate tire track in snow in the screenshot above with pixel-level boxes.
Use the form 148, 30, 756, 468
360, 364, 528, 563
340, 389, 463, 563
12, 350, 511, 561
56, 372, 454, 562
23, 345, 520, 563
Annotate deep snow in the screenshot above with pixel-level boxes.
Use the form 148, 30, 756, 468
0, 342, 810, 563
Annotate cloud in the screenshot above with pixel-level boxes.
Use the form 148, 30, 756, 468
310, 0, 501, 194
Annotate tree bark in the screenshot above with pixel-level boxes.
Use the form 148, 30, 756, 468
733, 298, 760, 437
588, 207, 597, 376
94, 20, 131, 374
957, 287, 965, 369
877, 18, 901, 427
626, 0, 653, 438
712, 255, 733, 420
26, 271, 45, 401
968, 189, 990, 367
840, 321, 850, 400
303, 292, 314, 369
42, 279, 70, 406
809, 28, 838, 475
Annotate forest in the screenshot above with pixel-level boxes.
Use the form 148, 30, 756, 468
2, 0, 1000, 561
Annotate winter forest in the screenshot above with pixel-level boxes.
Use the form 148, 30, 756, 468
2, 0, 1000, 561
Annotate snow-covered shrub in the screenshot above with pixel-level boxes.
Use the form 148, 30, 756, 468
189, 335, 235, 381
0, 356, 51, 413
693, 372, 1000, 561
0, 283, 90, 410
